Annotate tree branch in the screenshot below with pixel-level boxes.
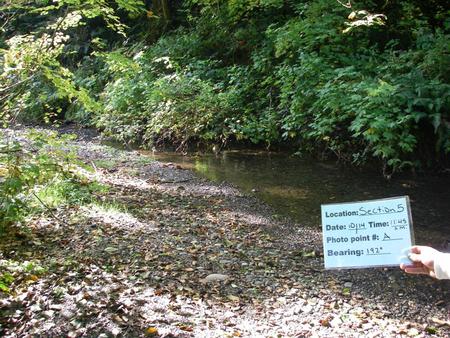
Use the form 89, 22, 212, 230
30, 189, 68, 226
335, 0, 352, 9
46, 5, 70, 51
0, 75, 35, 94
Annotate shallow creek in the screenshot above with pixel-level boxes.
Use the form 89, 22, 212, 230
144, 150, 450, 239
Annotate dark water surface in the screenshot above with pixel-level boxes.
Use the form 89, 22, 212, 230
146, 150, 450, 237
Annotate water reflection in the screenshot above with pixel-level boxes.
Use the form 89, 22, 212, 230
146, 150, 450, 235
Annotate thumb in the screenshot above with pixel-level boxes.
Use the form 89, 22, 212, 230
408, 252, 423, 263
407, 246, 424, 262
409, 246, 422, 254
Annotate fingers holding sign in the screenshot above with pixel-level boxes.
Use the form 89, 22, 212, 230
400, 245, 439, 278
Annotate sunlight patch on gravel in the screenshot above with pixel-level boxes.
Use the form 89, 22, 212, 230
77, 166, 154, 191
97, 174, 154, 190
82, 204, 157, 230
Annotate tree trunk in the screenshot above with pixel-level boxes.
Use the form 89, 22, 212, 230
152, 0, 170, 24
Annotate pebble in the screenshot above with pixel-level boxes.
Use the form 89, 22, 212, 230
110, 327, 121, 336
30, 304, 42, 312
49, 304, 63, 310
42, 310, 55, 318
200, 274, 229, 283
302, 304, 313, 314
331, 316, 343, 327
61, 309, 75, 319
407, 328, 419, 336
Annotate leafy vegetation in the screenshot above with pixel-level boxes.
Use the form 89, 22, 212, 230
0, 259, 46, 293
0, 129, 102, 233
1, 0, 449, 174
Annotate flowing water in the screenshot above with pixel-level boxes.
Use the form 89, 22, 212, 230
146, 150, 450, 238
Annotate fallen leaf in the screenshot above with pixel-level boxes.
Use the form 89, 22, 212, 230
342, 287, 351, 296
320, 318, 331, 327
227, 295, 240, 302
179, 325, 193, 332
431, 317, 450, 327
145, 327, 158, 336
425, 326, 437, 334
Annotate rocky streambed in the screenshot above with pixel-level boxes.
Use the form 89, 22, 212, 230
0, 126, 449, 337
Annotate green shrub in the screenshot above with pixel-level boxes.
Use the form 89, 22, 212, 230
0, 130, 96, 232
97, 51, 239, 146
4, 0, 448, 174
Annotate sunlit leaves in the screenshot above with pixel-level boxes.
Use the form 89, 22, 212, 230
0, 130, 85, 230
343, 10, 387, 34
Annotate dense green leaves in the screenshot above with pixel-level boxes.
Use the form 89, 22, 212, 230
0, 0, 145, 124
0, 131, 70, 229
1, 0, 449, 174
0, 130, 100, 232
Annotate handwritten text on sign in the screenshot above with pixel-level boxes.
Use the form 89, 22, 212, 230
321, 196, 414, 269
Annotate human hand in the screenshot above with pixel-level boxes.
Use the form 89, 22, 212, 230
400, 246, 439, 278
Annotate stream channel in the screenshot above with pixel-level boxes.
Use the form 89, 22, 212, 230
144, 150, 450, 241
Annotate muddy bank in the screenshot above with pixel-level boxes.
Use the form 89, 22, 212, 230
0, 126, 449, 337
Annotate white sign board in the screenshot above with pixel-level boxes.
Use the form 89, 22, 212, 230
321, 196, 414, 269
